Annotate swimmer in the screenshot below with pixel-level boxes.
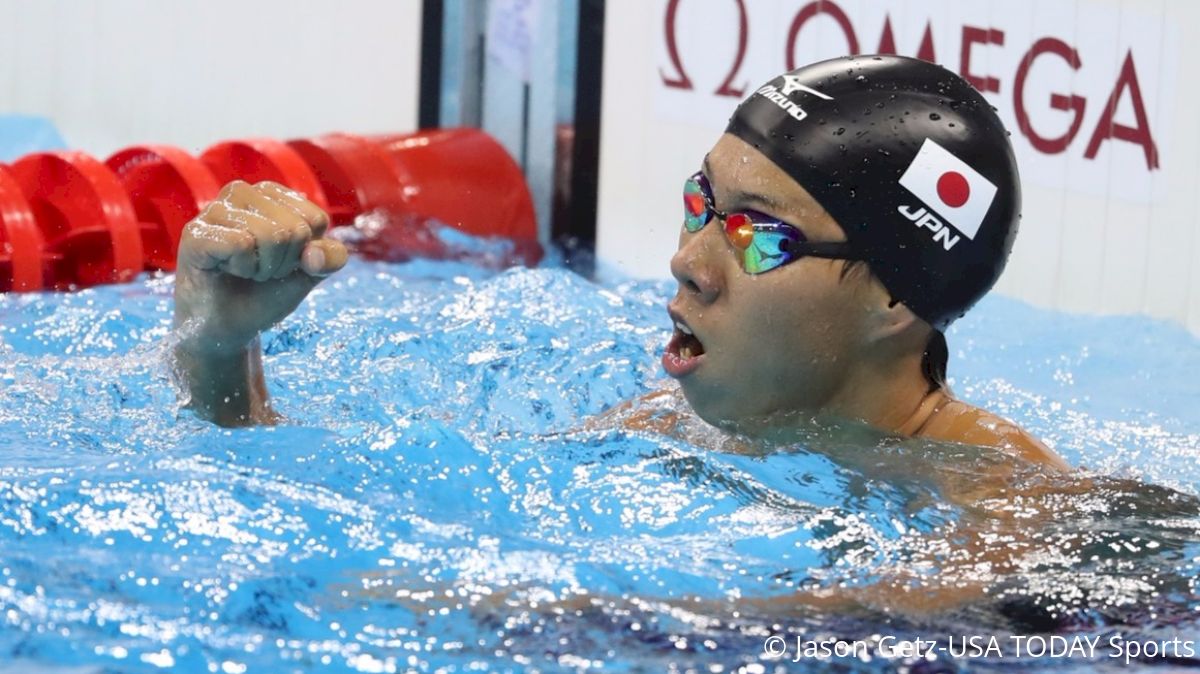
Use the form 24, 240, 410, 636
169, 55, 1089, 620
621, 54, 1067, 470
170, 55, 1065, 471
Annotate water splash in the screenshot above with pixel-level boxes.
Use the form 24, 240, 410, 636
0, 254, 1196, 672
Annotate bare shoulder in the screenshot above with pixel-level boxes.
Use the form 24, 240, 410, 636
917, 397, 1071, 471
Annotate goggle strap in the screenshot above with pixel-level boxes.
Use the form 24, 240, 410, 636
787, 241, 868, 261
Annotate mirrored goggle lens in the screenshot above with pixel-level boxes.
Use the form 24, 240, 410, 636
683, 175, 711, 233
734, 219, 803, 275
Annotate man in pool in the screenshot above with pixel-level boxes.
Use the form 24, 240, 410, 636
171, 54, 1066, 472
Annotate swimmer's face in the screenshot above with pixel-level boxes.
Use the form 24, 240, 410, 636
666, 134, 885, 429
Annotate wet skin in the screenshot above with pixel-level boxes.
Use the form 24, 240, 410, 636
665, 134, 881, 426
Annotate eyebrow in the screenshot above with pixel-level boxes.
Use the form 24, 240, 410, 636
701, 155, 789, 214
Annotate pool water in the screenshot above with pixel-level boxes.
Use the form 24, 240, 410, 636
0, 246, 1197, 673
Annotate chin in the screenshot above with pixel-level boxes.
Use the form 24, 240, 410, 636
678, 384, 719, 424
679, 383, 753, 431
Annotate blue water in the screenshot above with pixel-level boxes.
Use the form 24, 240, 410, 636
0, 247, 1197, 673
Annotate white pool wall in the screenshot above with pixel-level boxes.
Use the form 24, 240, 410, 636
0, 0, 423, 158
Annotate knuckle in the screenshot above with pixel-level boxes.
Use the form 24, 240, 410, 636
219, 179, 248, 197
227, 180, 254, 200
232, 228, 257, 250
197, 199, 221, 218
270, 226, 292, 246
181, 218, 202, 238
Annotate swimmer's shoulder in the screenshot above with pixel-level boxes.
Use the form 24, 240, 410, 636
915, 393, 1071, 471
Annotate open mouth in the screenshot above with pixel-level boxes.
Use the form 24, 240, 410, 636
673, 320, 706, 359
662, 318, 706, 378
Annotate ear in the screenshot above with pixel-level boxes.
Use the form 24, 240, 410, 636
860, 277, 921, 346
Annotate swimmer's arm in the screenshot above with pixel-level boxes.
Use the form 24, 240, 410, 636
170, 181, 346, 427
756, 462, 1098, 617
587, 388, 682, 434
466, 570, 994, 627
173, 336, 279, 427
696, 578, 987, 619
457, 518, 1020, 622
735, 516, 1035, 618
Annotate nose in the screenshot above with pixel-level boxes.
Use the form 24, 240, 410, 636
670, 231, 722, 305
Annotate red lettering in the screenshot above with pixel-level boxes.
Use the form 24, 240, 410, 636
659, 3, 1164, 173
786, 1, 859, 70
714, 0, 750, 97
961, 26, 1005, 93
1014, 37, 1086, 154
1084, 50, 1160, 170
917, 21, 936, 63
875, 17, 938, 65
660, 0, 749, 98
877, 15, 897, 54
659, 0, 693, 90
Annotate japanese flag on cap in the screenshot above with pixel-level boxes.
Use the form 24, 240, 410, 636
898, 138, 997, 240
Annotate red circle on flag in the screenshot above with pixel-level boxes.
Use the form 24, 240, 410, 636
936, 171, 970, 208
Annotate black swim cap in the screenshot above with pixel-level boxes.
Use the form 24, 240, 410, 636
725, 55, 1020, 330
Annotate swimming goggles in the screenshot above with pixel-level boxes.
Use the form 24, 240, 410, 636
683, 171, 865, 274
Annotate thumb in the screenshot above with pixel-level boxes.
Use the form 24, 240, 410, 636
299, 238, 350, 278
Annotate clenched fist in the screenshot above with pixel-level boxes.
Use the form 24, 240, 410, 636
174, 180, 348, 355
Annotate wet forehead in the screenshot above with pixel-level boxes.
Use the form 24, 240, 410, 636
705, 134, 846, 242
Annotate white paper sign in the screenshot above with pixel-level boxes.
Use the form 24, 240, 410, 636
487, 0, 542, 83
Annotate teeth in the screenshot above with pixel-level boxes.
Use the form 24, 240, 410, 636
679, 344, 693, 359
675, 321, 693, 336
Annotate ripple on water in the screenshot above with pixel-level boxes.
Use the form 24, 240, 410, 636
0, 255, 1196, 673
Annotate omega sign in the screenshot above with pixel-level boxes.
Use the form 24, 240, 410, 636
653, 0, 1176, 200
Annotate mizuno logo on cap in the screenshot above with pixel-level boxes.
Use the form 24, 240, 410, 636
780, 75, 834, 100
754, 77, 833, 122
